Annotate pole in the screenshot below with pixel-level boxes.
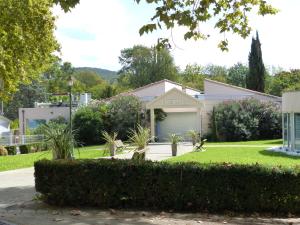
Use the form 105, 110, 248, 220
69, 85, 72, 132
69, 84, 74, 159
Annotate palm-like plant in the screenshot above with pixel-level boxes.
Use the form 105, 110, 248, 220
129, 124, 150, 150
169, 134, 182, 156
102, 131, 118, 156
187, 130, 200, 146
42, 123, 75, 160
169, 134, 182, 144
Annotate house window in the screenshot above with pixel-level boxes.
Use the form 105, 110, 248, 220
28, 119, 46, 129
283, 113, 290, 149
295, 113, 300, 150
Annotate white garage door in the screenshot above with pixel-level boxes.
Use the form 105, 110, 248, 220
156, 112, 198, 141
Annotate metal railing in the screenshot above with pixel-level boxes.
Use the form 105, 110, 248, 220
0, 135, 44, 146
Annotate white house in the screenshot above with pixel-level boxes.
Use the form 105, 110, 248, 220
108, 79, 281, 141
0, 115, 10, 135
19, 93, 91, 134
282, 91, 300, 151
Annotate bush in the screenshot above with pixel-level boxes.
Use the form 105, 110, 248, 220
19, 145, 31, 154
35, 159, 300, 214
73, 105, 106, 145
42, 123, 75, 160
212, 98, 281, 141
6, 146, 17, 155
108, 96, 142, 140
0, 146, 8, 156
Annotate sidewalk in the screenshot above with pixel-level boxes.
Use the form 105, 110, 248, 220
105, 142, 194, 161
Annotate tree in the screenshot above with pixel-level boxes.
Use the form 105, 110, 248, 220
246, 32, 265, 92
4, 81, 47, 120
0, 0, 60, 101
137, 0, 277, 51
108, 96, 142, 140
268, 70, 300, 96
202, 64, 227, 83
227, 63, 248, 88
43, 60, 84, 94
89, 84, 117, 100
51, 0, 277, 51
74, 71, 104, 88
180, 64, 205, 90
73, 105, 106, 146
118, 45, 178, 88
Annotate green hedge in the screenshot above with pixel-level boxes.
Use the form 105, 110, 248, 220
20, 145, 31, 154
35, 159, 300, 213
6, 146, 17, 155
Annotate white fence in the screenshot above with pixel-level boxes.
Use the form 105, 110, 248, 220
0, 135, 44, 146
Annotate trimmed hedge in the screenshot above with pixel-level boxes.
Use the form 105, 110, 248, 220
6, 146, 17, 155
35, 159, 300, 213
20, 145, 31, 154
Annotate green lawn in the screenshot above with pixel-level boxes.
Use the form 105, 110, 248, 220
168, 139, 300, 168
0, 145, 106, 172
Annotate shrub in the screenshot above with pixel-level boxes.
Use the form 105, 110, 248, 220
20, 145, 31, 154
6, 146, 17, 155
35, 159, 300, 214
0, 146, 8, 156
108, 96, 142, 140
102, 131, 118, 156
212, 98, 281, 141
42, 123, 75, 160
129, 124, 150, 150
73, 105, 106, 145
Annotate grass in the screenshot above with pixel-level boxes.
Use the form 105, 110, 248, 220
168, 139, 300, 168
0, 145, 106, 172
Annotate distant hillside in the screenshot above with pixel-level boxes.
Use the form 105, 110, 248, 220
75, 67, 119, 82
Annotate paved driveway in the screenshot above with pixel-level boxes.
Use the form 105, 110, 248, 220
108, 142, 194, 161
0, 168, 35, 209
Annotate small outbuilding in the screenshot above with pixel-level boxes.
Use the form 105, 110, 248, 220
282, 91, 300, 151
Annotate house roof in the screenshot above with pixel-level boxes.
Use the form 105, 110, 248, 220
204, 79, 281, 100
146, 88, 203, 109
103, 79, 202, 101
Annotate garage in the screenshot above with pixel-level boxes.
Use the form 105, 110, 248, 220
146, 88, 203, 142
156, 112, 198, 141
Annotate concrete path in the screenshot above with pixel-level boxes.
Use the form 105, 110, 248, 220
0, 168, 35, 209
107, 142, 194, 161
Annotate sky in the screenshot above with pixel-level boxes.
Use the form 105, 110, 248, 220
53, 0, 300, 72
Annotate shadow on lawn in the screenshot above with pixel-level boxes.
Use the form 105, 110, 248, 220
264, 140, 282, 145
259, 150, 300, 160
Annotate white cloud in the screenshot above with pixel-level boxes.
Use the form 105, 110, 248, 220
54, 0, 300, 71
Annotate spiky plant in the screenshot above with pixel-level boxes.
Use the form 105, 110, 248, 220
129, 124, 150, 150
187, 130, 200, 146
42, 123, 75, 160
169, 134, 182, 145
102, 131, 118, 155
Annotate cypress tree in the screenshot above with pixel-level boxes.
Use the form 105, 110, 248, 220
246, 31, 265, 92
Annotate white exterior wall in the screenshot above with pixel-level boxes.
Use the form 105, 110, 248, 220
19, 107, 70, 135
132, 82, 166, 98
0, 118, 10, 135
164, 82, 182, 92
185, 88, 201, 96
283, 92, 300, 113
204, 79, 281, 102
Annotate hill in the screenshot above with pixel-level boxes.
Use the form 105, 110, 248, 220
75, 67, 119, 82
